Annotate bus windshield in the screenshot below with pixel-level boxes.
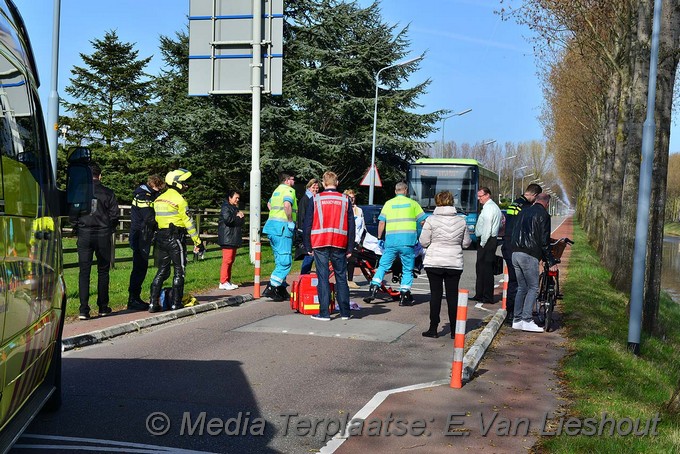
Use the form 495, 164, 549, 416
407, 164, 477, 214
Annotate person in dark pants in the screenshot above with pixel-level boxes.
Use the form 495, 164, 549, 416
419, 191, 471, 338
127, 174, 164, 310
302, 171, 355, 321
149, 169, 204, 313
501, 183, 541, 324
472, 186, 502, 304
73, 162, 119, 320
297, 178, 319, 275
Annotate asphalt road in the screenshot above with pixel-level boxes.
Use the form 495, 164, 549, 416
13, 247, 506, 454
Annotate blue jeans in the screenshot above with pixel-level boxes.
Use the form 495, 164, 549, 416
300, 254, 314, 275
313, 247, 350, 318
371, 245, 415, 291
512, 252, 539, 322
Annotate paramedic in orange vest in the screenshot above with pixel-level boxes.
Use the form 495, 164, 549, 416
302, 171, 355, 321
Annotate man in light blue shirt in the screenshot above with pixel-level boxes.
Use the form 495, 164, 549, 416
472, 186, 502, 304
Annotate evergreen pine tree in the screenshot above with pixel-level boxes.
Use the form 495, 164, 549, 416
63, 30, 152, 148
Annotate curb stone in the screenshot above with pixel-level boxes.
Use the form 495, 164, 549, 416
61, 294, 253, 352
462, 308, 506, 382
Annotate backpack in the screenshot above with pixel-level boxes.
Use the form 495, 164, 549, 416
159, 287, 198, 310
159, 287, 174, 310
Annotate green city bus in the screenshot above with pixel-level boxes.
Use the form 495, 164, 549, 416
406, 158, 499, 242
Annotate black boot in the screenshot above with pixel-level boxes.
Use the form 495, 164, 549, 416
363, 284, 378, 303
128, 296, 150, 311
399, 291, 414, 306
422, 325, 438, 338
148, 298, 162, 313
262, 283, 275, 298
277, 285, 290, 300
269, 286, 285, 302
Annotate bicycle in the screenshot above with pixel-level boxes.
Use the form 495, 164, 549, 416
535, 237, 574, 332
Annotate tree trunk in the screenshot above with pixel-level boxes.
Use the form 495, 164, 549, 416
643, 0, 680, 334
603, 70, 631, 272
611, 4, 646, 292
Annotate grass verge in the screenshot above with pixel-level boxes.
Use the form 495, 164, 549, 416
664, 222, 680, 237
63, 239, 287, 320
536, 221, 680, 453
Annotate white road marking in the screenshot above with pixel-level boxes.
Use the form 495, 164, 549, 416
319, 379, 448, 453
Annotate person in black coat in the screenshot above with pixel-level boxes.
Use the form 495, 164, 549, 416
127, 174, 164, 311
73, 162, 119, 320
218, 189, 245, 290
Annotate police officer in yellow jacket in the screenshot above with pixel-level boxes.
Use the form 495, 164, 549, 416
262, 172, 297, 301
149, 169, 204, 312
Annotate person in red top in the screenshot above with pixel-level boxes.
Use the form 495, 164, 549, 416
302, 171, 355, 321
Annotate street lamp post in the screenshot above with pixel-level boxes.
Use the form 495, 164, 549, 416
511, 165, 528, 200
520, 173, 535, 194
370, 55, 423, 205
498, 154, 516, 202
440, 108, 472, 152
47, 0, 62, 181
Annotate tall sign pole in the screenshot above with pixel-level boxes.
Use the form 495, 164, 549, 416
249, 0, 263, 263
188, 0, 283, 264
47, 0, 61, 181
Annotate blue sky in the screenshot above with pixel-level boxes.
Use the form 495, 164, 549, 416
12, 0, 679, 152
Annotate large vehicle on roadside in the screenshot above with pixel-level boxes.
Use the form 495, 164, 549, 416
406, 158, 499, 242
0, 1, 80, 451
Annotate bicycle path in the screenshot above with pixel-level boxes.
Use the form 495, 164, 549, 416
327, 215, 574, 453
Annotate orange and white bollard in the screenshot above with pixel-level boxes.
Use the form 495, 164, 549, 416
450, 289, 469, 389
254, 242, 261, 299
501, 264, 509, 310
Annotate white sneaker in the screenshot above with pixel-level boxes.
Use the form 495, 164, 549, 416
522, 320, 544, 332
511, 320, 523, 330
341, 315, 352, 320
311, 315, 331, 321
228, 282, 238, 290
219, 282, 237, 290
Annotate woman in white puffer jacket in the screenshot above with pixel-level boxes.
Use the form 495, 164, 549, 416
419, 191, 471, 338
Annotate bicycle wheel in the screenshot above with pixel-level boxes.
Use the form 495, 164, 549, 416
536, 300, 547, 326
534, 271, 547, 317
545, 283, 555, 332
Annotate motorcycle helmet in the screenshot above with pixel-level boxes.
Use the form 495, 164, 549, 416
165, 169, 192, 191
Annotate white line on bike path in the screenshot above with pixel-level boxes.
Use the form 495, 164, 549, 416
319, 379, 449, 454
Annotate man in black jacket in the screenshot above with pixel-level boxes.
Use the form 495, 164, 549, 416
297, 178, 319, 274
73, 162, 119, 320
501, 183, 541, 324
510, 192, 557, 333
127, 174, 163, 310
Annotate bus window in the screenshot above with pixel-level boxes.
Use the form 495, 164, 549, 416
0, 67, 40, 217
408, 164, 477, 213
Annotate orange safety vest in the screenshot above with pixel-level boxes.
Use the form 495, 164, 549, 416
310, 191, 350, 249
